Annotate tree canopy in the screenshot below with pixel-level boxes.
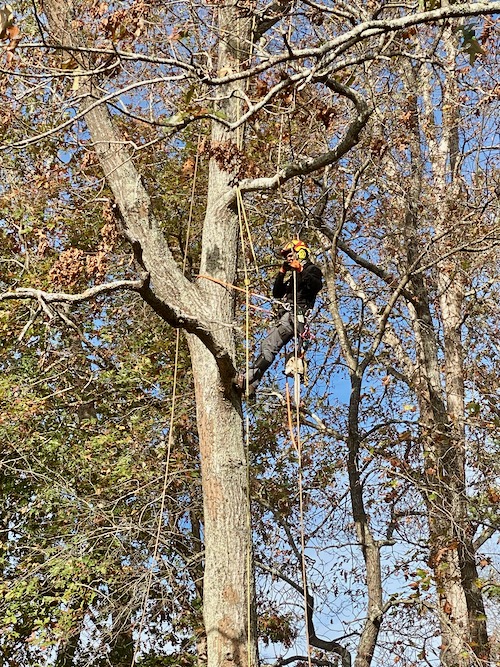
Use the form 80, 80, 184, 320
1, 1, 499, 666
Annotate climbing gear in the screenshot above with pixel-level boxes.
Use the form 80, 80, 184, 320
280, 239, 310, 260
276, 301, 292, 315
300, 322, 315, 352
288, 269, 313, 667
283, 324, 313, 382
284, 352, 306, 379
276, 302, 312, 319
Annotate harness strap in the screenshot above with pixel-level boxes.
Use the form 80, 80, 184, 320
278, 302, 313, 318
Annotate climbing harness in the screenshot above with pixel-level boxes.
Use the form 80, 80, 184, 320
284, 315, 316, 384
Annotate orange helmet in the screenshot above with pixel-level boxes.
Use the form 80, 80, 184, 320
280, 239, 310, 260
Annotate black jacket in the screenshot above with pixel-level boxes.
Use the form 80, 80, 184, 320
272, 261, 323, 311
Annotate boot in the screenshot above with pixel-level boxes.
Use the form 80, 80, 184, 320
248, 355, 269, 385
233, 355, 269, 397
233, 373, 257, 400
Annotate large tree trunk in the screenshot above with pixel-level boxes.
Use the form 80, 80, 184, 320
390, 39, 489, 660
187, 4, 257, 666
420, 17, 489, 661
42, 2, 258, 666
188, 340, 255, 667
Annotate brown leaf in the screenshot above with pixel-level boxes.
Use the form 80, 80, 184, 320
49, 248, 85, 288
5, 22, 19, 41
182, 157, 195, 177
0, 4, 13, 40
487, 487, 500, 504
443, 600, 452, 616
36, 230, 50, 258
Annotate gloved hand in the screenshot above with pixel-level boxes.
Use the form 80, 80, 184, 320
279, 261, 289, 274
288, 259, 303, 272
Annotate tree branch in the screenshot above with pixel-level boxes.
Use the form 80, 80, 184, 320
36, 0, 239, 387
257, 561, 352, 667
253, 0, 294, 41
0, 277, 147, 306
235, 79, 372, 197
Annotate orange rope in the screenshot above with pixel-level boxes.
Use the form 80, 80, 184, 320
196, 273, 276, 306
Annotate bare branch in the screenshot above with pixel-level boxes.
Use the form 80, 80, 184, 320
0, 277, 147, 305
236, 80, 372, 196
257, 561, 353, 667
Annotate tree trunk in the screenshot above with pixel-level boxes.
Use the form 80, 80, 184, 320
347, 376, 383, 667
406, 188, 474, 667
187, 65, 255, 662
325, 263, 383, 667
402, 49, 489, 661
189, 340, 255, 667
424, 16, 488, 660
187, 4, 257, 666
42, 2, 258, 666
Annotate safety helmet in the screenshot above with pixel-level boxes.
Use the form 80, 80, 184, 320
280, 239, 310, 260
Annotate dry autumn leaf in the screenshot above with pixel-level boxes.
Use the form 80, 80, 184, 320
0, 4, 13, 40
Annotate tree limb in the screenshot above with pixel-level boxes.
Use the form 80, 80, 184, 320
0, 277, 147, 305
235, 79, 372, 197
257, 561, 352, 667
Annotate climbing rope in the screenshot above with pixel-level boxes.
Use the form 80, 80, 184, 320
236, 186, 256, 667
131, 135, 202, 666
196, 274, 277, 312
287, 268, 313, 667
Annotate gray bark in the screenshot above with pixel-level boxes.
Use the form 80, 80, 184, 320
324, 261, 384, 667
42, 2, 257, 667
405, 49, 489, 662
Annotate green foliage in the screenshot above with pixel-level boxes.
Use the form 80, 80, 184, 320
458, 24, 486, 64
0, 276, 202, 664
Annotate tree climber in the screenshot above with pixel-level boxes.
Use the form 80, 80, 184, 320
234, 239, 323, 397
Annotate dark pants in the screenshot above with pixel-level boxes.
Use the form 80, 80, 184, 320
247, 310, 305, 391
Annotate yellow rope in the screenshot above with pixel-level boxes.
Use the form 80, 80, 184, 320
131, 135, 202, 666
236, 186, 254, 667
236, 187, 259, 274
233, 13, 254, 662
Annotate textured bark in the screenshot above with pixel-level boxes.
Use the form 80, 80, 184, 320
42, 2, 258, 666
347, 376, 383, 667
189, 341, 255, 667
187, 4, 258, 664
424, 19, 488, 659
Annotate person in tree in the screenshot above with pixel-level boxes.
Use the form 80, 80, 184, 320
235, 239, 323, 397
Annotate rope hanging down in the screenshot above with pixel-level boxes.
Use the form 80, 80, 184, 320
233, 187, 316, 667
236, 186, 256, 667
285, 268, 313, 667
131, 135, 202, 667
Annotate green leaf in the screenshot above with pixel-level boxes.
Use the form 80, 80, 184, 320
459, 24, 486, 65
